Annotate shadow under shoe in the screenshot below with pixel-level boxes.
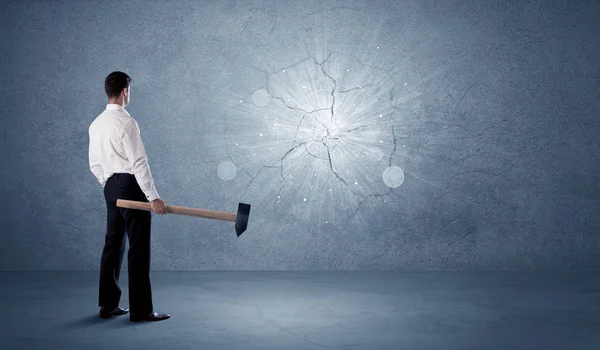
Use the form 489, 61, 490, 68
99, 306, 129, 319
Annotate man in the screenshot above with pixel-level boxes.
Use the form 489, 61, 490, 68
89, 71, 170, 322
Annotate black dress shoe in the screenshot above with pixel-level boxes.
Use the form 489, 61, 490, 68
130, 311, 170, 322
99, 306, 129, 319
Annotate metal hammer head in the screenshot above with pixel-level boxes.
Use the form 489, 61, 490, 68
235, 203, 251, 237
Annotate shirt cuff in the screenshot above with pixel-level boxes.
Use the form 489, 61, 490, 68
145, 187, 160, 202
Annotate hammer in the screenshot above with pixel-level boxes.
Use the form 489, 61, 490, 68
116, 199, 251, 236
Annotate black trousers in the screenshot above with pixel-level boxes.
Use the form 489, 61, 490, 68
99, 173, 153, 314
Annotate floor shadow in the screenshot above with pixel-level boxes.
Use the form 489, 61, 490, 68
57, 314, 159, 329
56, 314, 133, 329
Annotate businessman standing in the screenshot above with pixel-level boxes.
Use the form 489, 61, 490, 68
89, 71, 170, 322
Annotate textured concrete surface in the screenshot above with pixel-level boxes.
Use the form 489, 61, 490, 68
1, 271, 599, 349
1, 0, 599, 270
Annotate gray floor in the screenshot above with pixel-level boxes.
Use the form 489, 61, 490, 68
1, 271, 599, 350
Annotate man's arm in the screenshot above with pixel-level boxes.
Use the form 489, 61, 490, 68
89, 140, 106, 187
120, 120, 160, 201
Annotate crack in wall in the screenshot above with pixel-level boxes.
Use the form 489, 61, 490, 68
240, 7, 278, 46
224, 46, 407, 221
301, 6, 366, 19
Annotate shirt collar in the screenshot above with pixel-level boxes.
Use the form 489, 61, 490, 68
106, 104, 130, 115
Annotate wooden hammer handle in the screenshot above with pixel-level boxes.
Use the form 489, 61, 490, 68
116, 199, 236, 222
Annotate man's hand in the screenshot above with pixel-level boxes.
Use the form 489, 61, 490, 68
150, 199, 168, 215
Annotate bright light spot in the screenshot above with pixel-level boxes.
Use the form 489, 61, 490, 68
235, 143, 239, 146
303, 198, 307, 201
354, 181, 358, 185
217, 161, 236, 181
346, 69, 350, 72
283, 69, 286, 72
260, 133, 263, 137
252, 89, 270, 107
383, 166, 404, 188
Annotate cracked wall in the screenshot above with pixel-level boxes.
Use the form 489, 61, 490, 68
1, 0, 599, 270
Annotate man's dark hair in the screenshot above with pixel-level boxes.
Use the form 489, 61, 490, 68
105, 71, 131, 99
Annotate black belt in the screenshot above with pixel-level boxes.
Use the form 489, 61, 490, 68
110, 173, 134, 179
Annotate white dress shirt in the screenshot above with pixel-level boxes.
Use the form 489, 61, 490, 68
88, 104, 160, 201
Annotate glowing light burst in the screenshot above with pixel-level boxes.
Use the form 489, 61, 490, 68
221, 51, 415, 226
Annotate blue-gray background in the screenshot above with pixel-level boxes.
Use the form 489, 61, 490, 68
1, 0, 598, 271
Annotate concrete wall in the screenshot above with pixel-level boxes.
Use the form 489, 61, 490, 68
1, 0, 598, 270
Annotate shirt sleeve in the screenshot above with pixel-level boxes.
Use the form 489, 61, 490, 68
88, 132, 105, 187
120, 120, 160, 201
